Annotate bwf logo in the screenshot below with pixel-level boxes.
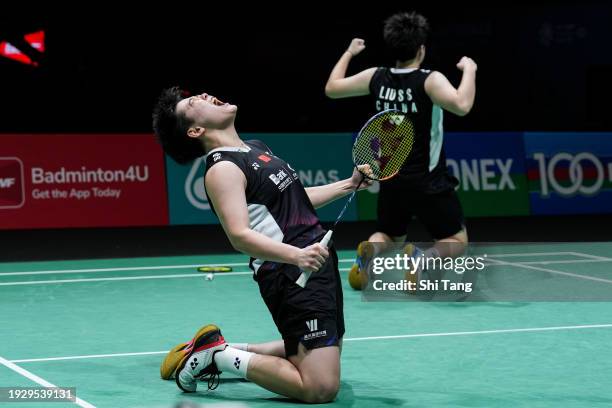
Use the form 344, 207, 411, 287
0, 178, 15, 188
0, 158, 25, 209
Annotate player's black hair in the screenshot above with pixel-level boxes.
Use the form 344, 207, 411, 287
383, 12, 430, 62
152, 86, 206, 164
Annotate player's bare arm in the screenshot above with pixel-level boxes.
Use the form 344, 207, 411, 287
205, 161, 328, 272
305, 165, 372, 208
424, 56, 477, 116
325, 38, 377, 99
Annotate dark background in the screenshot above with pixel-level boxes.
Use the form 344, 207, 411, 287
1, 3, 611, 134
1, 4, 611, 260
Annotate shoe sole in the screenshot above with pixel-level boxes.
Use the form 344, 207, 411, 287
174, 324, 224, 392
348, 263, 364, 290
403, 244, 420, 294
161, 324, 223, 380
160, 341, 190, 380
349, 241, 375, 290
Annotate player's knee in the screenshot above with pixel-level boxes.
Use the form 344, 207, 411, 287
369, 231, 395, 243
446, 229, 468, 246
303, 379, 339, 403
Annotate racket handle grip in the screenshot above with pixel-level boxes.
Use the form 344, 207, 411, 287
320, 230, 333, 247
296, 230, 333, 288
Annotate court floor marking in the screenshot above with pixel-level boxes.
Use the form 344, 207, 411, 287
0, 268, 353, 287
486, 257, 612, 284
3, 250, 607, 278
517, 259, 612, 265
3, 254, 612, 287
0, 271, 254, 286
9, 323, 612, 364
487, 251, 612, 263
482, 251, 579, 258
569, 251, 612, 261
0, 355, 96, 408
0, 259, 356, 277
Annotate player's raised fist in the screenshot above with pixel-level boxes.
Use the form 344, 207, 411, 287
457, 56, 477, 72
347, 38, 366, 56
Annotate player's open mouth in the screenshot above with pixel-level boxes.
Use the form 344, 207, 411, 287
212, 97, 228, 107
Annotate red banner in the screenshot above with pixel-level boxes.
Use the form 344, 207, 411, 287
0, 134, 168, 229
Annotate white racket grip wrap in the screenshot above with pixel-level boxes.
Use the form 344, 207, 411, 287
296, 230, 333, 288
320, 230, 333, 247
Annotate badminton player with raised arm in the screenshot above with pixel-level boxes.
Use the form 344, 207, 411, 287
152, 87, 371, 403
325, 11, 477, 285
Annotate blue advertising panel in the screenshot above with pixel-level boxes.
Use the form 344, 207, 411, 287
524, 132, 612, 214
444, 132, 529, 216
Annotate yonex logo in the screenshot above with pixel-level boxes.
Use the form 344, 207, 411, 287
213, 153, 222, 162
233, 357, 241, 369
446, 158, 515, 192
190, 357, 198, 370
0, 158, 25, 209
306, 319, 318, 332
389, 114, 405, 125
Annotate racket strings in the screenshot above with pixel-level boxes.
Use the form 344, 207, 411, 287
353, 111, 416, 180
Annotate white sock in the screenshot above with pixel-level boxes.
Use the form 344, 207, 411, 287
214, 346, 253, 378
228, 342, 249, 351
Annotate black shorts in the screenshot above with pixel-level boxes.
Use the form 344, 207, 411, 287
255, 246, 344, 357
377, 177, 465, 239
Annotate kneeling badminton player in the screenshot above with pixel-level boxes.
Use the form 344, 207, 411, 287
152, 87, 373, 403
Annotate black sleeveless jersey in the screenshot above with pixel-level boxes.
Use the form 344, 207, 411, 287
369, 67, 457, 193
203, 140, 325, 275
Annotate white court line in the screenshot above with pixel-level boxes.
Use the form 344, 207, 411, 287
0, 272, 253, 286
487, 257, 612, 284
10, 323, 612, 364
3, 254, 612, 287
484, 251, 575, 258
0, 263, 246, 277
0, 268, 353, 287
344, 323, 612, 342
0, 259, 355, 277
482, 260, 612, 266
519, 259, 612, 265
568, 252, 612, 261
0, 251, 604, 278
12, 351, 169, 364
0, 355, 96, 407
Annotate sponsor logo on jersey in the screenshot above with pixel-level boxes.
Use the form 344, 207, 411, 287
303, 319, 327, 340
269, 169, 288, 185
269, 169, 293, 191
306, 319, 318, 331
